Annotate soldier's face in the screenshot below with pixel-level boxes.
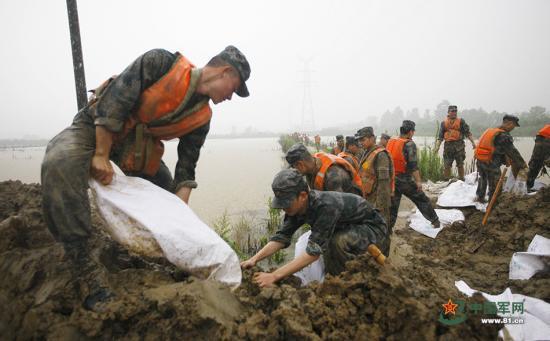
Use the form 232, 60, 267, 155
209, 68, 241, 104
348, 144, 359, 153
380, 138, 388, 147
502, 121, 516, 132
448, 110, 457, 119
283, 192, 308, 216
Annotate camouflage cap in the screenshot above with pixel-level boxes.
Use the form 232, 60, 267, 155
335, 135, 344, 141
503, 114, 520, 127
448, 105, 458, 112
401, 120, 416, 131
217, 45, 251, 97
380, 133, 391, 140
355, 126, 374, 139
345, 136, 358, 146
271, 169, 308, 209
285, 143, 311, 165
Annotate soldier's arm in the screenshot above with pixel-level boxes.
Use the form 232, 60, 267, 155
461, 119, 476, 148
437, 122, 445, 141
253, 252, 320, 287
405, 142, 423, 191
269, 214, 304, 248
375, 153, 392, 205
174, 121, 211, 202
497, 134, 527, 172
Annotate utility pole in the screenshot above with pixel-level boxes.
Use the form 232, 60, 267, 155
299, 58, 316, 133
66, 0, 87, 110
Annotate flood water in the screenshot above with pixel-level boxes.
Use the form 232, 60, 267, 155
0, 136, 540, 224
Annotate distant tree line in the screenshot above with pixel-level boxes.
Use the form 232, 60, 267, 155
318, 100, 549, 138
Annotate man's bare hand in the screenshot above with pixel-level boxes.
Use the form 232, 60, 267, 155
253, 272, 278, 288
90, 155, 114, 185
416, 182, 423, 192
240, 258, 257, 269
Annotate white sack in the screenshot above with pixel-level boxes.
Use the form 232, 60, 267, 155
409, 208, 464, 238
509, 234, 550, 280
437, 172, 488, 212
294, 230, 325, 286
455, 280, 550, 341
89, 163, 242, 286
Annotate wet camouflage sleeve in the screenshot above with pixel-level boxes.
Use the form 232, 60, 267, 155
270, 214, 306, 247
494, 133, 526, 169
306, 201, 342, 256
94, 49, 176, 133
374, 152, 392, 220
460, 119, 472, 137
403, 141, 418, 172
174, 121, 211, 191
438, 122, 445, 141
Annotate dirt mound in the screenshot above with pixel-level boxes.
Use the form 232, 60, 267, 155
2, 180, 548, 339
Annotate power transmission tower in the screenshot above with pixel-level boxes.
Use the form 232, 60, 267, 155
299, 59, 316, 133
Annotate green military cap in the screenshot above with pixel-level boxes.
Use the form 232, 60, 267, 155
448, 105, 458, 112
285, 143, 311, 165
217, 45, 251, 97
271, 169, 308, 209
355, 126, 375, 139
503, 114, 520, 127
335, 135, 344, 141
345, 136, 358, 146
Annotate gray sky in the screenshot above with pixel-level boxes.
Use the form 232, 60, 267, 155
1, 0, 549, 138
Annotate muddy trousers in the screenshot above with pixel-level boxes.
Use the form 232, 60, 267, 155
324, 220, 390, 275
41, 121, 173, 248
475, 161, 501, 200
389, 174, 438, 229
527, 137, 550, 189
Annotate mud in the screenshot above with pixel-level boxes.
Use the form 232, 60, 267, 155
0, 180, 548, 339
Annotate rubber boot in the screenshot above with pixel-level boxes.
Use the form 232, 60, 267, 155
458, 165, 465, 181
443, 167, 452, 180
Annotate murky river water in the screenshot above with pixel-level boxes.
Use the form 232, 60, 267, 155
0, 136, 540, 224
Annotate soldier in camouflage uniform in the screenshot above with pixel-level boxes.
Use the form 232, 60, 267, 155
241, 169, 389, 287
286, 143, 363, 196
527, 124, 550, 190
475, 115, 527, 201
388, 120, 440, 230
356, 127, 393, 230
332, 134, 345, 155
434, 105, 476, 181
41, 46, 251, 306
337, 136, 361, 171
379, 133, 390, 148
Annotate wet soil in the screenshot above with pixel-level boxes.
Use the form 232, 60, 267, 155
0, 180, 547, 339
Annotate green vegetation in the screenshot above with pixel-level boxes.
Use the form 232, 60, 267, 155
418, 145, 444, 182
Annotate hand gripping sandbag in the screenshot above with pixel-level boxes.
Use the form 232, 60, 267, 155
89, 163, 242, 286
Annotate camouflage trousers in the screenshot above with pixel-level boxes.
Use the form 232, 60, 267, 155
41, 111, 174, 248
527, 137, 550, 189
389, 174, 439, 229
475, 161, 501, 200
323, 216, 390, 276
443, 140, 466, 168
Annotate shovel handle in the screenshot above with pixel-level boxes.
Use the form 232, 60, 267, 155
367, 244, 386, 265
482, 167, 508, 226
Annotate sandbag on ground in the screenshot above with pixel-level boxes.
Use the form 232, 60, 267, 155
408, 208, 464, 238
509, 234, 550, 280
89, 164, 241, 286
437, 172, 488, 211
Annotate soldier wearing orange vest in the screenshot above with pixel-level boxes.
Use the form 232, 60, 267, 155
332, 134, 345, 155
387, 120, 440, 229
434, 105, 476, 181
285, 143, 363, 196
474, 115, 527, 202
356, 127, 394, 229
527, 124, 550, 190
338, 136, 361, 171
41, 46, 250, 308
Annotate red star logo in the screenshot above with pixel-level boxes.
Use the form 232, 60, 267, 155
442, 299, 458, 315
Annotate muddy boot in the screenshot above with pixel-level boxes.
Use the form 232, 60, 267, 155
432, 219, 441, 229
458, 165, 465, 181
443, 167, 452, 180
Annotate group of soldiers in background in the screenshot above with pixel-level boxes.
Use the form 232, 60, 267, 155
246, 105, 549, 287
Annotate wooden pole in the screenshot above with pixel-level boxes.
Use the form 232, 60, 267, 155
482, 167, 508, 226
66, 0, 88, 110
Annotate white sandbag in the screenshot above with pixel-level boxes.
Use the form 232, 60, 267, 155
408, 208, 464, 238
294, 230, 325, 286
503, 173, 528, 196
89, 163, 242, 286
509, 235, 550, 280
437, 172, 488, 212
455, 280, 550, 341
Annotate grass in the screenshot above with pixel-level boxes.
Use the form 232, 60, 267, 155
418, 145, 445, 182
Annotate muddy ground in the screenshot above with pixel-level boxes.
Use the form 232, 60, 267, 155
0, 180, 548, 340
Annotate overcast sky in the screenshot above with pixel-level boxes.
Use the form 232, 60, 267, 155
1, 0, 549, 139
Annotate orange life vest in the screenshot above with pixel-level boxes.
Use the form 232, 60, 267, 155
313, 152, 363, 191
443, 118, 462, 141
107, 53, 212, 176
337, 151, 360, 171
474, 128, 505, 163
386, 137, 410, 175
359, 146, 395, 196
538, 124, 550, 139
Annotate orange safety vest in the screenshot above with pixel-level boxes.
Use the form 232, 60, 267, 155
386, 137, 410, 175
337, 151, 360, 171
538, 124, 550, 138
443, 118, 462, 141
359, 146, 395, 196
313, 152, 363, 191
474, 128, 505, 163
100, 53, 212, 176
